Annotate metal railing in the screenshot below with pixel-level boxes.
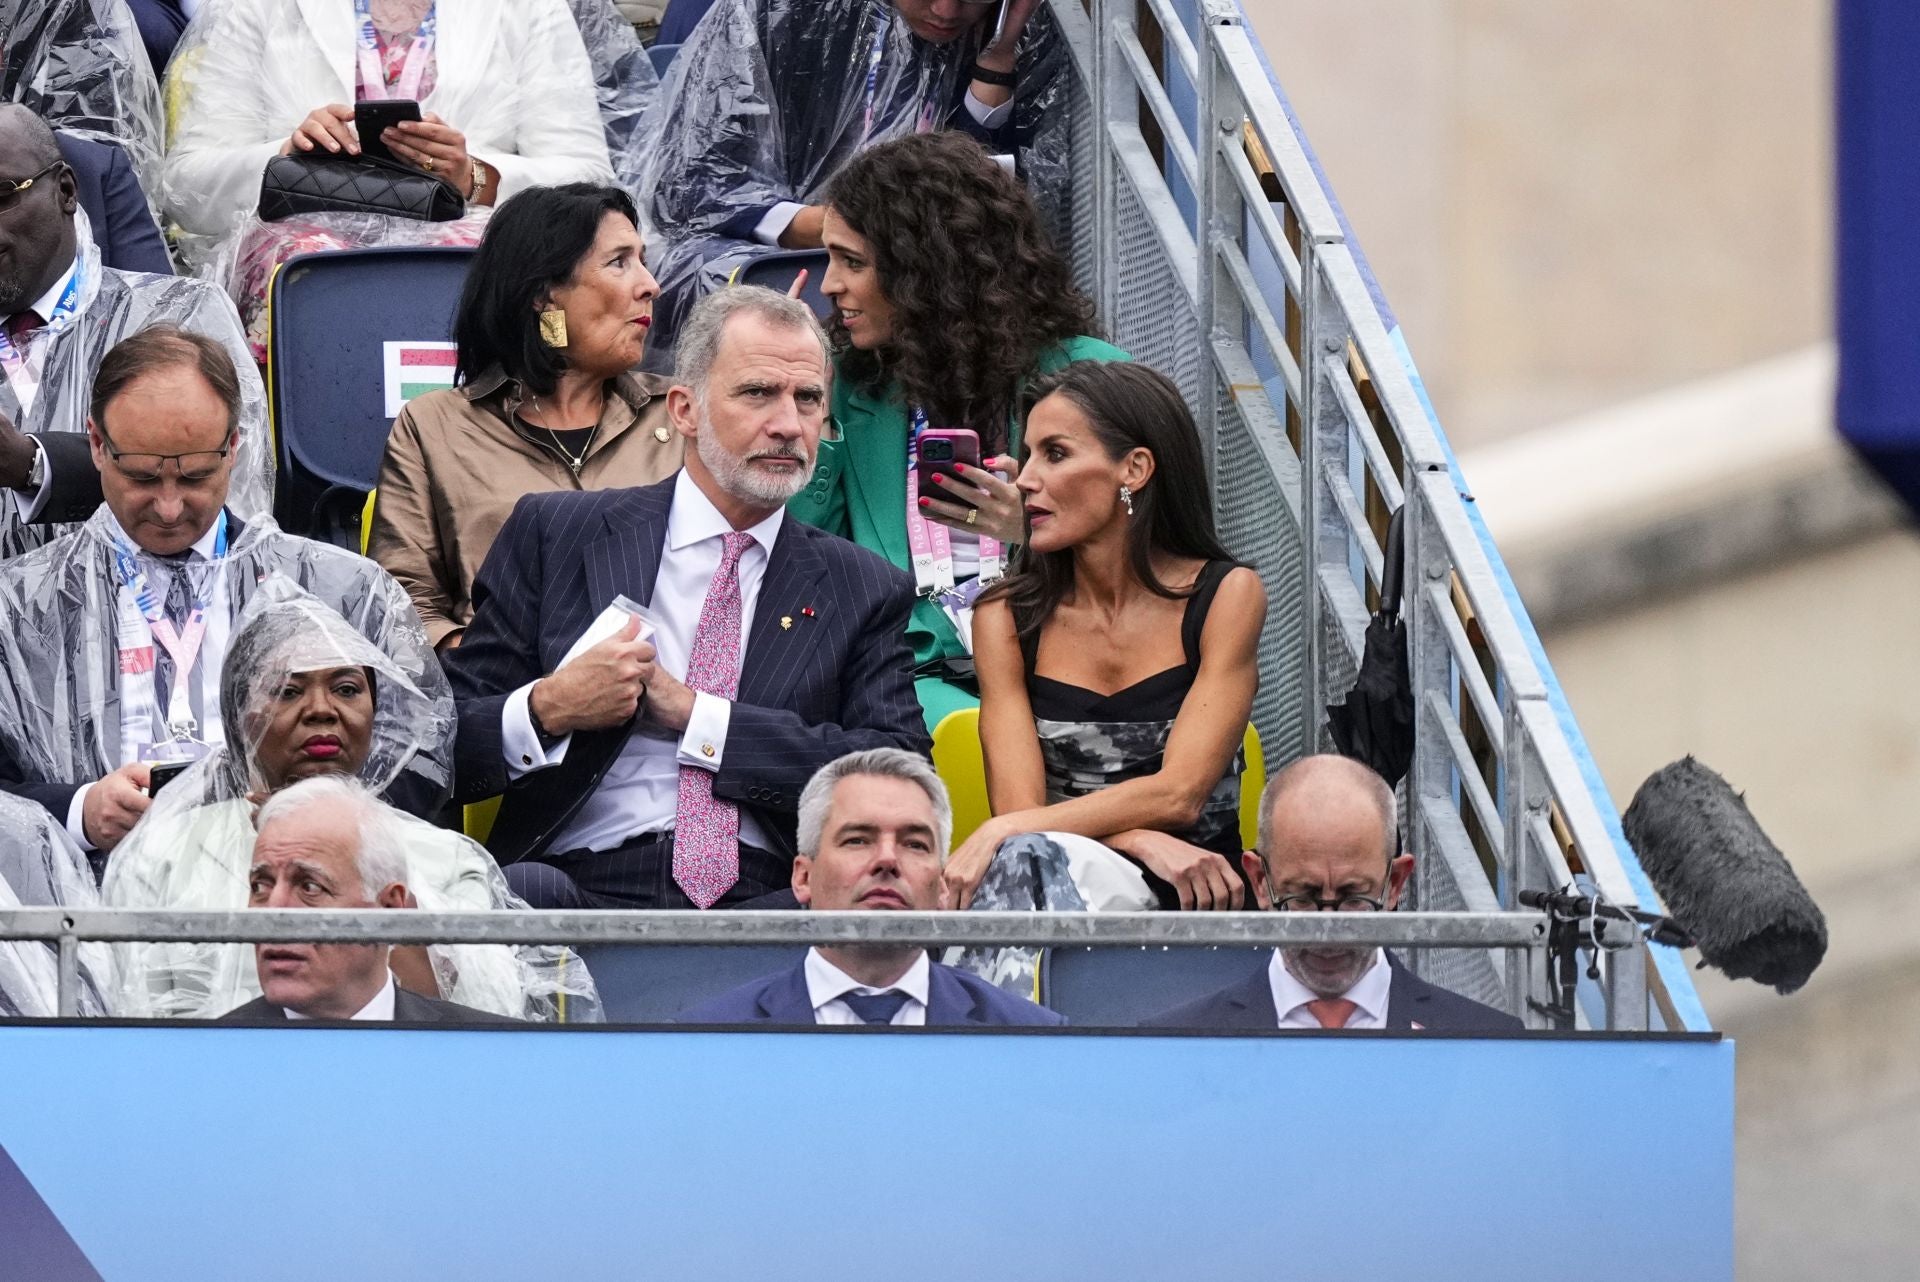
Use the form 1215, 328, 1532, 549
1054, 0, 1695, 1030
0, 907, 1550, 1019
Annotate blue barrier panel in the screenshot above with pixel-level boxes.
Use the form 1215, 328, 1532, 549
0, 1025, 1730, 1281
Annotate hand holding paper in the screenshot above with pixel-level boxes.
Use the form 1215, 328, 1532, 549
531, 602, 659, 735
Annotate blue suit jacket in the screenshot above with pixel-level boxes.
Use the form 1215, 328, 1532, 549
441, 474, 931, 863
55, 132, 172, 277
1142, 952, 1523, 1033
679, 956, 1066, 1027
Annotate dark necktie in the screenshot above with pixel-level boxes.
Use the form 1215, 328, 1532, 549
151, 558, 196, 725
840, 990, 911, 1026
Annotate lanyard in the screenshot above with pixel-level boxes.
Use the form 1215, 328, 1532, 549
859, 9, 943, 147
354, 0, 437, 101
906, 408, 1005, 597
110, 512, 229, 743
0, 267, 81, 416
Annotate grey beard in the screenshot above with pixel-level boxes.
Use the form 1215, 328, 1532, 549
696, 430, 815, 506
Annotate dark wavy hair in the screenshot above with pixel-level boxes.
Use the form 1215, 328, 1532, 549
981, 362, 1237, 642
453, 183, 639, 396
824, 132, 1097, 455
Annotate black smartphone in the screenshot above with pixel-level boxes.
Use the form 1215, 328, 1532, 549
354, 98, 423, 166
147, 759, 191, 796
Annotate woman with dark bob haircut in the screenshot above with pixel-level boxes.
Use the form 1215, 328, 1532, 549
368, 182, 682, 650
793, 131, 1128, 731
942, 361, 1268, 926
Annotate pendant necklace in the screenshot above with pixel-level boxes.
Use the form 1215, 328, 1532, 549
530, 395, 597, 478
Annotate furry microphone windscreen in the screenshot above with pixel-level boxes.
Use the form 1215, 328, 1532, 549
1621, 757, 1827, 994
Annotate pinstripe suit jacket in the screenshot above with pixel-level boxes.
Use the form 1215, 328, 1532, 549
442, 474, 931, 864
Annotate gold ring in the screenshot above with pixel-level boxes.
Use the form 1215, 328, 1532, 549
966, 507, 978, 527
422, 156, 436, 173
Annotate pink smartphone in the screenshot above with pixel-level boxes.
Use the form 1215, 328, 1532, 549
916, 428, 983, 508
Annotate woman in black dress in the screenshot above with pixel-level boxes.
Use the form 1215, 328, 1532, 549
943, 361, 1267, 915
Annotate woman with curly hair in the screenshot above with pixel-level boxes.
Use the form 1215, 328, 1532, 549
797, 130, 1127, 729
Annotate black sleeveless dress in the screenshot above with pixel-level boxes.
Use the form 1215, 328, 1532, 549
1020, 560, 1247, 908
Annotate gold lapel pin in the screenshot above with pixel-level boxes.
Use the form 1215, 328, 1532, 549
780, 615, 793, 630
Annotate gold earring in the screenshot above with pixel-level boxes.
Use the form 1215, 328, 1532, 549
539, 309, 569, 348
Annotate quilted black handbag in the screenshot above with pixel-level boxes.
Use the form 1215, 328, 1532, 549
257, 151, 466, 223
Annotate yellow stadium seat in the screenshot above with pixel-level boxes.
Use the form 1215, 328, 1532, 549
930, 707, 1267, 853
465, 796, 501, 845
359, 490, 376, 555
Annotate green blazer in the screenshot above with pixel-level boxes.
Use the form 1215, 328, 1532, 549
789, 336, 1130, 668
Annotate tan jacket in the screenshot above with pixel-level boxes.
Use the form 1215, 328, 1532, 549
368, 368, 684, 647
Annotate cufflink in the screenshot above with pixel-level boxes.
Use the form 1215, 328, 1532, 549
701, 743, 716, 758
521, 754, 533, 765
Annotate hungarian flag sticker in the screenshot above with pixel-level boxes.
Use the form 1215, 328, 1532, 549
383, 341, 459, 416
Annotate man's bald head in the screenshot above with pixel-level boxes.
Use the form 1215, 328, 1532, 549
0, 105, 62, 171
1256, 754, 1397, 867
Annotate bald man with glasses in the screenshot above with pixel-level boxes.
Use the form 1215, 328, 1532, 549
1145, 755, 1522, 1033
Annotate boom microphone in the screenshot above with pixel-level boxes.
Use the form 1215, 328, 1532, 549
1621, 756, 1827, 994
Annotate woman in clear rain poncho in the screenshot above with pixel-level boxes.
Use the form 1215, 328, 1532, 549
1, 0, 164, 184
631, 0, 1071, 359
102, 580, 600, 1021
156, 0, 617, 359
0, 791, 114, 1018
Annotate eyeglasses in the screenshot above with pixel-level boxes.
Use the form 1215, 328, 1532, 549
1274, 890, 1382, 909
0, 162, 62, 213
96, 422, 232, 483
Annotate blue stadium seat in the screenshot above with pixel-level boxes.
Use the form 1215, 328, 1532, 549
656, 0, 717, 44
1039, 947, 1269, 1026
730, 248, 832, 321
581, 944, 807, 1022
266, 245, 474, 544
648, 42, 681, 76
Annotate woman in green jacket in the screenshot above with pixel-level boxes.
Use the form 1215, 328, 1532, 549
794, 131, 1127, 730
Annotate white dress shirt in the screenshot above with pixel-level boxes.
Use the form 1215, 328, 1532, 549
66, 512, 233, 852
751, 92, 1015, 245
804, 948, 930, 1026
1268, 948, 1392, 1030
8, 254, 79, 522
284, 972, 398, 1021
502, 470, 781, 855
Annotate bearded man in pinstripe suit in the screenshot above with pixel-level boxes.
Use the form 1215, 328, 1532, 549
443, 286, 930, 910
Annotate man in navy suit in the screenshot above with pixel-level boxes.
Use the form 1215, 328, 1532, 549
444, 286, 931, 910
1146, 755, 1522, 1033
55, 128, 172, 276
680, 747, 1062, 1026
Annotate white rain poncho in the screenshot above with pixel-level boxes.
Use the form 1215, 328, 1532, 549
631, 0, 1071, 343
0, 510, 451, 820
157, 0, 613, 270
0, 206, 274, 559
101, 579, 601, 1022
1, 0, 164, 185
0, 791, 113, 1018
564, 0, 661, 194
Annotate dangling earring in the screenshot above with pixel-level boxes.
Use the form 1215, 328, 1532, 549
539, 309, 569, 348
1119, 484, 1134, 517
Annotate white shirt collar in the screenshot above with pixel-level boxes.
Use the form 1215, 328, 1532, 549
1267, 948, 1391, 1028
667, 467, 784, 558
22, 254, 78, 323
804, 947, 931, 1013
284, 972, 397, 1021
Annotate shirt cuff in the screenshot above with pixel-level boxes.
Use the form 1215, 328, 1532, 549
503, 682, 570, 779
752, 201, 806, 247
963, 88, 1015, 130
66, 783, 96, 853
10, 438, 54, 524
676, 691, 731, 772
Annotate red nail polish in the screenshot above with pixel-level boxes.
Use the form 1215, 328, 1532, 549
931, 474, 945, 485
918, 497, 930, 507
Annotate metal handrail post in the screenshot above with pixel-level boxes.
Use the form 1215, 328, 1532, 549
56, 930, 79, 1018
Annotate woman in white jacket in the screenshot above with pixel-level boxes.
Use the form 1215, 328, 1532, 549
158, 0, 615, 356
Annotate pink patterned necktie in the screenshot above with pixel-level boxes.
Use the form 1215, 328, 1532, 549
673, 531, 755, 907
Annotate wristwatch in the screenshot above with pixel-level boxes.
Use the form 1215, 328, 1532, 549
969, 62, 1017, 88
468, 157, 488, 200
24, 437, 45, 491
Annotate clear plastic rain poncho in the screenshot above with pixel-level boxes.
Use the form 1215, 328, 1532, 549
564, 0, 662, 194
0, 791, 114, 1018
102, 578, 602, 1022
157, 0, 614, 272
0, 512, 449, 814
0, 205, 274, 560
1, 0, 165, 186
631, 0, 1071, 334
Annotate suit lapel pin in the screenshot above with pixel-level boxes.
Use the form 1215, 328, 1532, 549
780, 615, 792, 630
801, 606, 816, 618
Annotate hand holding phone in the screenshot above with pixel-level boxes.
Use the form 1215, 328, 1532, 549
916, 429, 984, 510
353, 98, 423, 166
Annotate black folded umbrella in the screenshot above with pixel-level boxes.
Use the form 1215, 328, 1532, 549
1327, 507, 1415, 788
